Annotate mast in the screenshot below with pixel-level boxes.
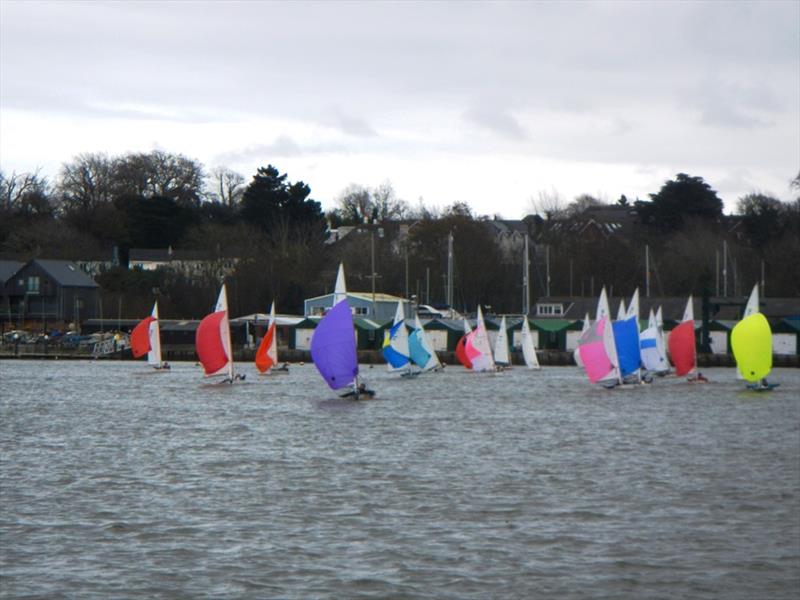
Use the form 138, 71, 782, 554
523, 234, 530, 315
446, 231, 454, 308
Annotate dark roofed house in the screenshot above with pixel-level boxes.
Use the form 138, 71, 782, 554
128, 247, 237, 281
2, 259, 99, 325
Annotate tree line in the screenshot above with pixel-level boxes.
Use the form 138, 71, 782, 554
1, 151, 798, 320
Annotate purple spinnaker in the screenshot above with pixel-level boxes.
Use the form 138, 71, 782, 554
310, 300, 359, 390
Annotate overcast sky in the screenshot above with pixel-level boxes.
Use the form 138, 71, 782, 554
1, 0, 798, 216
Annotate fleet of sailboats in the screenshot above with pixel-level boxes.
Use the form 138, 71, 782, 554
125, 260, 780, 394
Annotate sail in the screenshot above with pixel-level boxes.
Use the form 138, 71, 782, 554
456, 317, 473, 369
311, 266, 358, 390
641, 308, 669, 373
616, 299, 627, 321
333, 263, 347, 306
655, 305, 668, 362
596, 287, 611, 322
196, 285, 234, 378
467, 306, 496, 372
382, 302, 411, 371
255, 301, 278, 373
131, 315, 156, 358
147, 301, 162, 367
731, 313, 772, 382
668, 296, 696, 377
410, 314, 441, 371
743, 284, 759, 318
578, 317, 618, 383
494, 316, 510, 366
574, 312, 590, 368
520, 318, 540, 369
612, 288, 641, 379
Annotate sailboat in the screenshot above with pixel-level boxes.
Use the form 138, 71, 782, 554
574, 312, 590, 368
520, 317, 541, 370
731, 284, 777, 391
613, 289, 642, 383
577, 287, 621, 386
640, 308, 669, 376
256, 301, 284, 375
130, 300, 168, 370
409, 314, 442, 372
493, 315, 511, 370
382, 301, 414, 376
310, 263, 371, 398
196, 284, 237, 383
668, 296, 699, 381
655, 306, 669, 370
465, 305, 496, 372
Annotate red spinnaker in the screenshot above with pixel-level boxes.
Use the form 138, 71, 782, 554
131, 316, 156, 358
668, 320, 696, 376
196, 311, 229, 375
455, 333, 473, 369
255, 323, 276, 373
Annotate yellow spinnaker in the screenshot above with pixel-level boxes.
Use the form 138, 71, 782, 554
731, 313, 772, 382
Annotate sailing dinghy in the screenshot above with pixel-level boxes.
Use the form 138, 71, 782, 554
466, 306, 496, 372
668, 296, 699, 381
577, 287, 621, 387
409, 314, 442, 373
640, 308, 669, 376
131, 301, 168, 370
196, 284, 238, 384
520, 318, 541, 370
732, 284, 777, 391
493, 315, 511, 370
382, 301, 415, 377
311, 263, 372, 399
256, 301, 284, 375
455, 317, 474, 369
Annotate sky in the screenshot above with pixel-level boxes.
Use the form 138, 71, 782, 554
1, 0, 798, 217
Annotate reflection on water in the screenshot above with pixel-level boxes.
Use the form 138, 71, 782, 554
1, 360, 799, 599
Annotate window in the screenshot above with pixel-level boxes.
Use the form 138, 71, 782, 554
536, 303, 563, 316
27, 276, 40, 294
353, 306, 368, 316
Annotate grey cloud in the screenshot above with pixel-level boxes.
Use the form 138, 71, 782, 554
463, 106, 528, 141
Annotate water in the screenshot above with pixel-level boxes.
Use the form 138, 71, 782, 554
1, 360, 798, 599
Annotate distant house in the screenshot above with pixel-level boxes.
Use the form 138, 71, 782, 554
304, 291, 409, 323
483, 218, 529, 262
2, 259, 100, 325
128, 247, 237, 281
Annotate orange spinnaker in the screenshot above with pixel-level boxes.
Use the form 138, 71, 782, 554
196, 311, 228, 375
131, 316, 156, 358
255, 323, 276, 373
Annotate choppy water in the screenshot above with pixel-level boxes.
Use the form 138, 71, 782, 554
1, 360, 798, 599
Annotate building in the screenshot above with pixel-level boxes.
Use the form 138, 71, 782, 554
128, 247, 237, 282
1, 259, 100, 326
304, 292, 410, 324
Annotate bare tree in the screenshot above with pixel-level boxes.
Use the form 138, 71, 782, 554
526, 187, 566, 220
112, 150, 205, 206
57, 153, 114, 218
208, 166, 245, 207
0, 169, 48, 211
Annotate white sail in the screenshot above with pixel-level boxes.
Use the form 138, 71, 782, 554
574, 312, 590, 368
470, 305, 496, 372
267, 300, 278, 365
682, 295, 694, 323
333, 262, 347, 306
147, 301, 162, 367
641, 308, 669, 373
596, 287, 611, 322
521, 318, 540, 370
616, 298, 627, 321
494, 316, 510, 367
216, 284, 235, 381
743, 284, 759, 318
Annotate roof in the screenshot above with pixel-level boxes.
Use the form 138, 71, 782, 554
29, 259, 99, 288
0, 260, 23, 284
231, 313, 305, 327
305, 291, 407, 304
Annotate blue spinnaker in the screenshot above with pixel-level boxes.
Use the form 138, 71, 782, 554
612, 317, 641, 377
408, 329, 432, 369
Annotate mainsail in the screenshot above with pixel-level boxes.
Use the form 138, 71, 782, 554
466, 305, 496, 372
520, 318, 540, 370
640, 308, 669, 374
493, 315, 510, 368
409, 314, 441, 372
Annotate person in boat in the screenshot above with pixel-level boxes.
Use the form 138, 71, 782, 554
692, 372, 709, 383
235, 373, 246, 381
759, 377, 771, 389
277, 362, 290, 371
342, 382, 375, 399
160, 361, 170, 370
